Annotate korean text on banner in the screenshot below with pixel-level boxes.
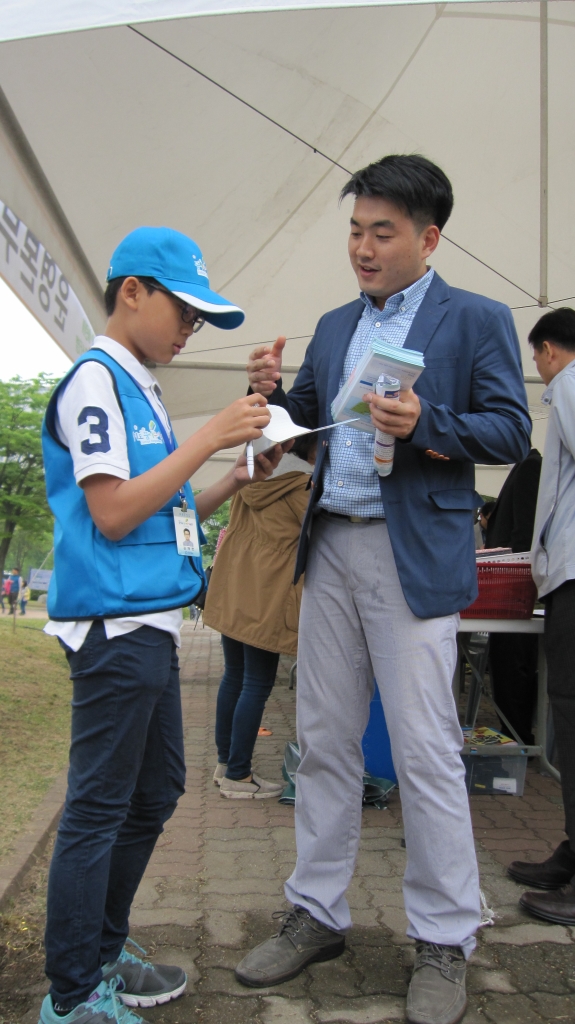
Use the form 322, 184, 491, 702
0, 200, 95, 359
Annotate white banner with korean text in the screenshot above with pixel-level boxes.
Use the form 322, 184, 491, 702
0, 200, 95, 361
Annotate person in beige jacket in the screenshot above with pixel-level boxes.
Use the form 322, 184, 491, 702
204, 436, 315, 799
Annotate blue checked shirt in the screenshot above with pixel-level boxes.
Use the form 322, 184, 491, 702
319, 268, 434, 517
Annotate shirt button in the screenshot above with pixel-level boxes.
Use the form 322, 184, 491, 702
375, 321, 381, 328
337, 480, 344, 487
345, 440, 352, 447
400, 306, 406, 312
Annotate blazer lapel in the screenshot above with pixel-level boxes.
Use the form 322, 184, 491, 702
326, 299, 364, 420
404, 272, 450, 356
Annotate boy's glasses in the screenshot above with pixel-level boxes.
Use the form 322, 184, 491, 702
149, 283, 206, 332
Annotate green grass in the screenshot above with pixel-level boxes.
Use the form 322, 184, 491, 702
0, 618, 71, 860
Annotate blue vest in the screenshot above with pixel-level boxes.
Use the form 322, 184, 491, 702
42, 349, 206, 620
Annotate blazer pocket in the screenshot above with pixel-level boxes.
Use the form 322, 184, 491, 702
429, 489, 483, 511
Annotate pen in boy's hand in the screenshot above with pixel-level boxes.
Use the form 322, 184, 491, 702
246, 441, 254, 479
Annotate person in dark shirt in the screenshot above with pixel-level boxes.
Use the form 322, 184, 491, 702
477, 499, 496, 548
486, 448, 542, 743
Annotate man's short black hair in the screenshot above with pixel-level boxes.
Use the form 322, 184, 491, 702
528, 307, 575, 352
340, 154, 454, 232
104, 275, 159, 317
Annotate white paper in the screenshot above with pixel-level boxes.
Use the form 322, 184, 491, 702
493, 777, 517, 794
251, 406, 358, 456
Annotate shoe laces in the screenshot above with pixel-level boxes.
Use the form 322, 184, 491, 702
113, 938, 154, 973
89, 978, 146, 1022
414, 942, 465, 980
272, 907, 312, 942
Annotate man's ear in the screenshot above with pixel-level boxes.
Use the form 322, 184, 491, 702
421, 224, 440, 259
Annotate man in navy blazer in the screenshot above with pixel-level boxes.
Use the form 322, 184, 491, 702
235, 155, 530, 1024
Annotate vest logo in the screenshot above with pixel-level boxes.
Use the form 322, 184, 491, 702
133, 420, 164, 446
193, 256, 208, 279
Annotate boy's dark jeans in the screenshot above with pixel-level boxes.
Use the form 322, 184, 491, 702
215, 635, 279, 779
45, 621, 185, 1009
545, 579, 575, 854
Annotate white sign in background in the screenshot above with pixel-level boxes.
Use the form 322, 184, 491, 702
0, 200, 95, 361
29, 568, 53, 591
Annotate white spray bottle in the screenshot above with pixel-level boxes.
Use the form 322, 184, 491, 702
373, 374, 400, 477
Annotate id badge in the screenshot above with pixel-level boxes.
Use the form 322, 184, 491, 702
173, 507, 200, 557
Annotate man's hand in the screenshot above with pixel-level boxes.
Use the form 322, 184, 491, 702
247, 336, 286, 396
364, 388, 421, 439
207, 395, 271, 451
233, 443, 284, 486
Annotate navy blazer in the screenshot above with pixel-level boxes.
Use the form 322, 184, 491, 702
269, 273, 531, 618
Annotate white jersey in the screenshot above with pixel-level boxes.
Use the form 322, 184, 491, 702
44, 336, 183, 651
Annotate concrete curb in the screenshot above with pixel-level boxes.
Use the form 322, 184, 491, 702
0, 767, 67, 912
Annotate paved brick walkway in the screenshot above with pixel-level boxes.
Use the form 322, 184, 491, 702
111, 624, 574, 1024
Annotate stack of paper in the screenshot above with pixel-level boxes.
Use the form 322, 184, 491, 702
331, 341, 425, 434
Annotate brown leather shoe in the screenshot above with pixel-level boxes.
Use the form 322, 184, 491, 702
520, 882, 575, 925
508, 840, 575, 890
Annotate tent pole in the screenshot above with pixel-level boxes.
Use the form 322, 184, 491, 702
539, 0, 548, 308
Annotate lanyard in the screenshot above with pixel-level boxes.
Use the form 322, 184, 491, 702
126, 370, 188, 511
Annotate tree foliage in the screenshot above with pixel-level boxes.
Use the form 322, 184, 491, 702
7, 523, 54, 586
198, 497, 231, 565
0, 374, 56, 578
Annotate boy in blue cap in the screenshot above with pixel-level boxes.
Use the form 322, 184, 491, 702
38, 227, 278, 1024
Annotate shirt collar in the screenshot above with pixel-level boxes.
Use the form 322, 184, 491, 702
360, 267, 434, 315
541, 356, 575, 405
91, 336, 162, 395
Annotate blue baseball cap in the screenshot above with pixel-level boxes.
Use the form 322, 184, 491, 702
106, 226, 245, 330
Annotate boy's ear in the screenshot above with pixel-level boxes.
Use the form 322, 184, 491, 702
118, 276, 141, 311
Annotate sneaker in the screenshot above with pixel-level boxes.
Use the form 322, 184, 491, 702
235, 907, 345, 987
220, 773, 283, 800
406, 943, 467, 1024
38, 979, 150, 1023
102, 939, 186, 1008
213, 763, 227, 786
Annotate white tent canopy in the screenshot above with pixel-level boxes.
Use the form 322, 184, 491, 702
1, 0, 572, 489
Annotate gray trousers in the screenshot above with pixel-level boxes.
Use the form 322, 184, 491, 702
285, 516, 480, 956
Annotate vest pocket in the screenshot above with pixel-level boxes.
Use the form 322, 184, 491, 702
116, 513, 201, 603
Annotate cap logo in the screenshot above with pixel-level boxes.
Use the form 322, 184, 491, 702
193, 256, 208, 279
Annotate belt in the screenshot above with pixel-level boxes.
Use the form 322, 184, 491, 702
319, 509, 386, 524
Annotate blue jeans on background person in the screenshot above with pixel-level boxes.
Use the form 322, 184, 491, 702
45, 621, 185, 1009
215, 636, 280, 780
20, 599, 27, 615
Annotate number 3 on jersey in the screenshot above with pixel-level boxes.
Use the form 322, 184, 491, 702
78, 406, 111, 454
